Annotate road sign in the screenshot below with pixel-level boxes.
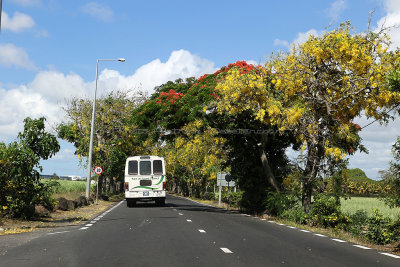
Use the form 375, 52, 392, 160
217, 172, 235, 187
94, 166, 103, 175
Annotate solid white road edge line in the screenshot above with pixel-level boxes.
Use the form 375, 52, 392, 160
220, 248, 233, 253
353, 245, 371, 250
300, 230, 310, 232
379, 252, 400, 259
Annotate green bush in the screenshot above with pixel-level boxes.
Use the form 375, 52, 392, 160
264, 191, 298, 216
0, 117, 60, 219
365, 209, 399, 245
280, 208, 310, 224
202, 192, 216, 200
347, 209, 368, 235
221, 191, 243, 208
310, 194, 349, 228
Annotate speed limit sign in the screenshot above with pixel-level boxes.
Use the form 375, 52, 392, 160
94, 166, 103, 175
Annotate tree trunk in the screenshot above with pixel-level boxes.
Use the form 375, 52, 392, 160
302, 178, 313, 213
259, 135, 281, 192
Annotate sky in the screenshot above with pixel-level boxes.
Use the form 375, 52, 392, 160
1, 0, 400, 179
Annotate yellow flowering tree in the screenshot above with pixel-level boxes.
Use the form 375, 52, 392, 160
163, 120, 227, 198
217, 22, 400, 211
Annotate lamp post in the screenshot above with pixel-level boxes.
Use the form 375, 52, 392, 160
85, 58, 125, 198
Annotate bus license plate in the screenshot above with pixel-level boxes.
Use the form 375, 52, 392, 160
143, 191, 149, 197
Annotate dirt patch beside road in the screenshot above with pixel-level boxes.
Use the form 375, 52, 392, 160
0, 199, 122, 236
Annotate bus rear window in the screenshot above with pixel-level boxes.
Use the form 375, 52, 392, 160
128, 160, 138, 175
140, 161, 151, 175
153, 160, 163, 174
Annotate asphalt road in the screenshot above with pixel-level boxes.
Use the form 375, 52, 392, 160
0, 195, 399, 267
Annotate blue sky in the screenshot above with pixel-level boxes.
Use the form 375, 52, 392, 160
1, 0, 400, 179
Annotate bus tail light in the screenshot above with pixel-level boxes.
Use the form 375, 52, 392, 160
163, 181, 166, 191
124, 182, 129, 191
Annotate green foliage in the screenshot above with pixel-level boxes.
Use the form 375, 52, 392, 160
264, 191, 299, 216
381, 137, 400, 207
347, 209, 368, 235
202, 192, 216, 201
309, 194, 349, 228
345, 168, 375, 183
58, 91, 140, 195
0, 117, 60, 219
280, 208, 310, 225
365, 209, 399, 245
221, 191, 243, 208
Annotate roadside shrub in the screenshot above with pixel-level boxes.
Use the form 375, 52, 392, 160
264, 191, 298, 216
310, 194, 349, 228
347, 209, 368, 235
280, 208, 310, 224
365, 209, 400, 245
202, 192, 216, 200
222, 191, 243, 208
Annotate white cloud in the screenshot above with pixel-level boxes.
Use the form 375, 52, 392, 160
326, 0, 347, 20
375, 0, 400, 50
81, 2, 114, 22
347, 114, 400, 180
9, 0, 42, 7
1, 11, 35, 32
0, 43, 36, 69
0, 49, 216, 141
273, 29, 324, 49
273, 39, 290, 47
97, 49, 216, 96
292, 29, 324, 46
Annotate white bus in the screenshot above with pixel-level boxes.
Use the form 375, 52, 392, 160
124, 155, 166, 207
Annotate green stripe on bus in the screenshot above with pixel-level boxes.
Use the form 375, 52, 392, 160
154, 175, 164, 185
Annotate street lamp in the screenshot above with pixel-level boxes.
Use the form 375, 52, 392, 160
86, 58, 125, 198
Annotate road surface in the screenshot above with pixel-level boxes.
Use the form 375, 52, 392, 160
0, 195, 399, 266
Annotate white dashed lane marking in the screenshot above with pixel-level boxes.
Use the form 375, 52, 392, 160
178, 213, 183, 216
379, 252, 400, 259
79, 227, 89, 230
331, 238, 346, 243
47, 231, 70, 235
353, 245, 371, 250
314, 234, 327, 237
186, 219, 192, 222
287, 226, 296, 229
300, 230, 310, 233
198, 229, 206, 233
220, 248, 233, 253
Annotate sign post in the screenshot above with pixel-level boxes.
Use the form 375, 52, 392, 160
217, 173, 235, 206
94, 166, 103, 204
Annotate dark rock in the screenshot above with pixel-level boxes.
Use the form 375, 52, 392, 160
75, 196, 88, 207
67, 200, 77, 210
34, 205, 50, 217
55, 197, 69, 211
88, 197, 94, 204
